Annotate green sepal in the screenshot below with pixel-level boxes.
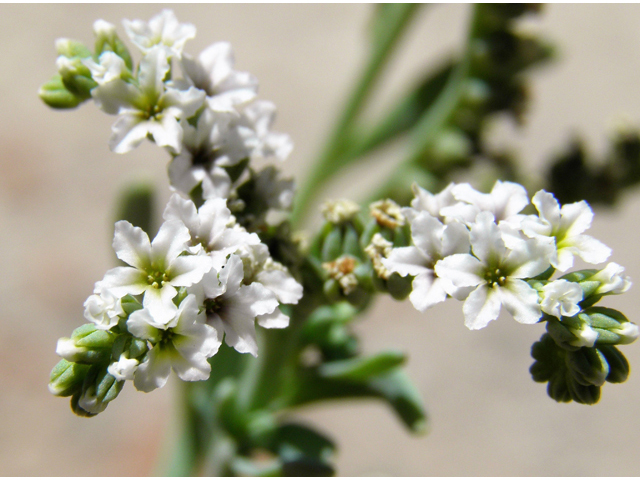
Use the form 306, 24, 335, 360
545, 316, 582, 351
39, 74, 84, 109
74, 365, 124, 416
598, 345, 630, 384
359, 218, 380, 251
48, 359, 91, 397
71, 323, 117, 350
94, 32, 133, 71
321, 227, 343, 263
70, 392, 97, 418
342, 224, 362, 259
318, 351, 406, 382
120, 294, 143, 316
386, 272, 413, 300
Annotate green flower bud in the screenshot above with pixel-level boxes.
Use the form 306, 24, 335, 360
76, 365, 124, 416
56, 55, 96, 99
93, 19, 133, 70
321, 227, 343, 263
581, 307, 639, 346
39, 75, 83, 109
598, 345, 630, 384
56, 324, 117, 364
48, 359, 91, 397
546, 315, 597, 350
55, 38, 91, 59
566, 348, 609, 387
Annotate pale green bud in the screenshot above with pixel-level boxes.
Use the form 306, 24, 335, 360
39, 75, 83, 109
55, 38, 91, 59
48, 359, 91, 397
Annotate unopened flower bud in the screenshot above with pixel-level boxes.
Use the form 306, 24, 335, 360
582, 307, 639, 346
55, 55, 96, 99
321, 199, 360, 224
48, 359, 91, 397
77, 366, 124, 415
369, 199, 405, 230
55, 38, 91, 59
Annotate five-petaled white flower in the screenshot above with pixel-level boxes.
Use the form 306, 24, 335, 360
91, 46, 205, 154
522, 190, 611, 271
128, 294, 221, 392
435, 212, 554, 330
98, 219, 212, 325
123, 9, 196, 59
163, 194, 260, 269
540, 279, 583, 319
383, 212, 470, 312
182, 41, 258, 112
192, 254, 280, 357
440, 180, 530, 225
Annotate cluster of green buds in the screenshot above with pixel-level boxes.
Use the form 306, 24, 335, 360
308, 198, 414, 308
530, 266, 638, 404
49, 296, 146, 416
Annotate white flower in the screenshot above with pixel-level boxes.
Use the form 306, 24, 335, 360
163, 194, 260, 268
239, 100, 293, 162
167, 109, 235, 198
107, 354, 139, 381
128, 294, 220, 392
98, 220, 212, 325
588, 262, 632, 295
440, 180, 530, 225
83, 290, 124, 330
523, 190, 611, 271
193, 254, 280, 357
540, 279, 583, 319
435, 212, 553, 330
182, 41, 258, 112
569, 322, 599, 348
405, 182, 457, 223
383, 212, 470, 312
82, 52, 130, 85
123, 9, 195, 58
90, 46, 205, 154
253, 166, 295, 215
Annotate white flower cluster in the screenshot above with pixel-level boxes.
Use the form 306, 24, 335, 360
80, 10, 293, 207
382, 181, 632, 331
79, 193, 303, 393
56, 11, 303, 398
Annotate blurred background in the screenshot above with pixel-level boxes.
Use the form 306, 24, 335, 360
2, 3, 640, 476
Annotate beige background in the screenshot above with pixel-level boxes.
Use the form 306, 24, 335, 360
2, 4, 640, 476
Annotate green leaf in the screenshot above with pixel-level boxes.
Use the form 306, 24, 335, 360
318, 351, 406, 382
350, 62, 454, 159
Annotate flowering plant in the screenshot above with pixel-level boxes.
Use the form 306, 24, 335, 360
42, 6, 640, 476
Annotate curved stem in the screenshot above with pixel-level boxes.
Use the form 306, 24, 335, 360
292, 4, 420, 227
369, 4, 483, 202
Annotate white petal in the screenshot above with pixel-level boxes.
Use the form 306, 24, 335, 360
409, 272, 447, 312
559, 200, 593, 238
469, 212, 505, 265
134, 347, 171, 392
434, 254, 484, 288
109, 114, 150, 154
169, 254, 212, 287
382, 247, 431, 277
410, 213, 445, 260
563, 235, 611, 266
99, 266, 147, 298
255, 269, 303, 305
257, 308, 290, 329
171, 352, 211, 382
142, 284, 178, 325
237, 283, 279, 317
462, 284, 502, 330
151, 220, 191, 267
113, 220, 151, 269
532, 190, 560, 227
499, 279, 542, 325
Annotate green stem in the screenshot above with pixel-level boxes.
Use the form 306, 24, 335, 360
369, 4, 483, 202
291, 4, 420, 227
